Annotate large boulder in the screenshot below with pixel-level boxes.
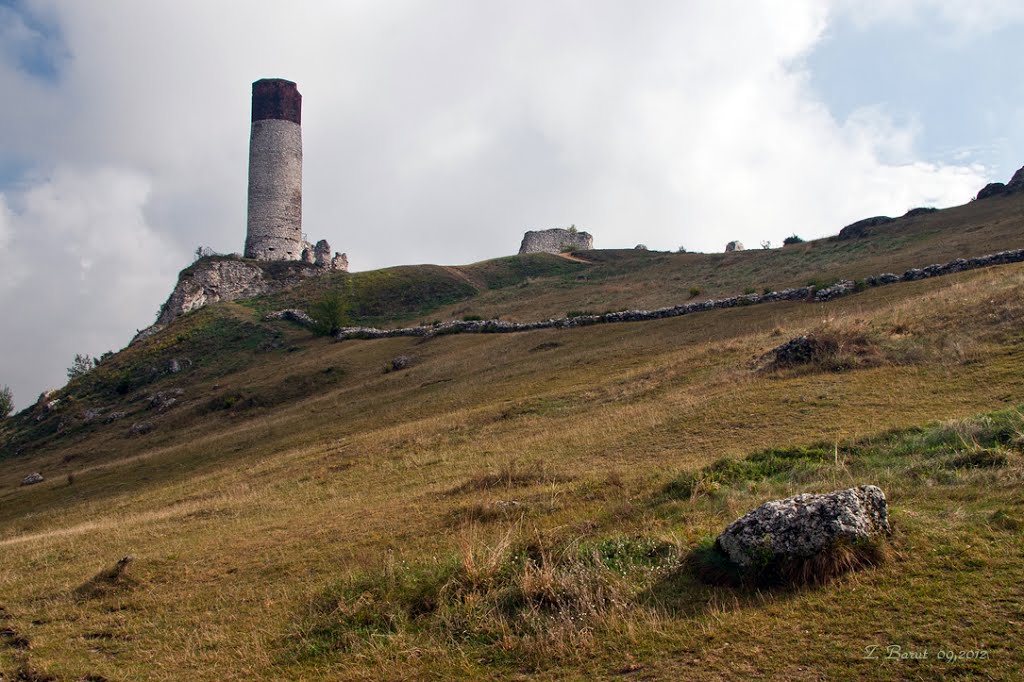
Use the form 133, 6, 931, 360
724, 240, 744, 252
715, 485, 890, 569
21, 472, 44, 486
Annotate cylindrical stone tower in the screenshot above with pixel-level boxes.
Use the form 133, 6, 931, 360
245, 78, 303, 260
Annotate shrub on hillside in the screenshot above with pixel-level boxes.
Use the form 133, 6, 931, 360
67, 354, 95, 380
688, 287, 701, 298
783, 235, 805, 245
293, 529, 677, 658
0, 385, 13, 418
309, 290, 351, 337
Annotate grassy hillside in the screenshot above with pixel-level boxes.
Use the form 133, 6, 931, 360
1, 194, 1024, 680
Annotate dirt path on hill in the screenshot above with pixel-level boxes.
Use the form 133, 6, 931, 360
555, 252, 594, 264
441, 266, 484, 290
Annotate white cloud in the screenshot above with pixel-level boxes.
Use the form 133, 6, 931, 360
0, 167, 182, 408
0, 0, 1002, 406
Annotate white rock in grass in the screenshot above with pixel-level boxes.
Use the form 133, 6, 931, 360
716, 485, 890, 567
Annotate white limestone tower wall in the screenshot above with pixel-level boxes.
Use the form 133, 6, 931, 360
245, 78, 303, 260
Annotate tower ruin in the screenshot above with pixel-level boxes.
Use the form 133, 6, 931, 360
245, 78, 303, 260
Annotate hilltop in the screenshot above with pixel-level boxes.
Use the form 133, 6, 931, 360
1, 188, 1024, 680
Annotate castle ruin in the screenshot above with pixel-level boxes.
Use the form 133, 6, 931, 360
519, 228, 593, 255
245, 78, 304, 260
245, 78, 346, 270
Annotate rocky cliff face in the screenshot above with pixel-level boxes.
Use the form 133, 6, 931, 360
975, 164, 1024, 201
519, 228, 593, 254
155, 259, 273, 326
133, 256, 330, 343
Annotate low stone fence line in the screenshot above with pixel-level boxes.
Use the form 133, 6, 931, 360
261, 248, 1024, 340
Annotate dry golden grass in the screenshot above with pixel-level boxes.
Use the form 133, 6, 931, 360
1, 252, 1024, 678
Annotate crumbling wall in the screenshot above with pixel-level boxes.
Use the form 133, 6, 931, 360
519, 228, 593, 255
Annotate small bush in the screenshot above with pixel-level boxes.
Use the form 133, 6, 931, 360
294, 530, 675, 660
0, 384, 13, 418
462, 314, 483, 322
309, 290, 352, 337
743, 287, 757, 295
67, 354, 95, 380
783, 235, 804, 245
688, 287, 701, 298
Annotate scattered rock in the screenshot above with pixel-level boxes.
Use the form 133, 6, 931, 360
387, 355, 412, 372
147, 389, 184, 412
78, 408, 107, 423
127, 422, 154, 437
837, 216, 894, 240
264, 309, 315, 327
724, 240, 744, 252
104, 411, 128, 424
166, 358, 192, 374
761, 335, 826, 368
715, 485, 890, 569
21, 472, 44, 486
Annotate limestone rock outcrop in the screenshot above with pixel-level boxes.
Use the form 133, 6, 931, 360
837, 216, 894, 240
975, 164, 1024, 200
715, 485, 890, 568
155, 259, 273, 327
519, 228, 593, 255
135, 251, 349, 344
724, 240, 744, 252
301, 239, 347, 270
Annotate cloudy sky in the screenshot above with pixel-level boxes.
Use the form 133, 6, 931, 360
1, 0, 1022, 409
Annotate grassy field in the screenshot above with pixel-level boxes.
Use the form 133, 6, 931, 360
1, 195, 1024, 680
